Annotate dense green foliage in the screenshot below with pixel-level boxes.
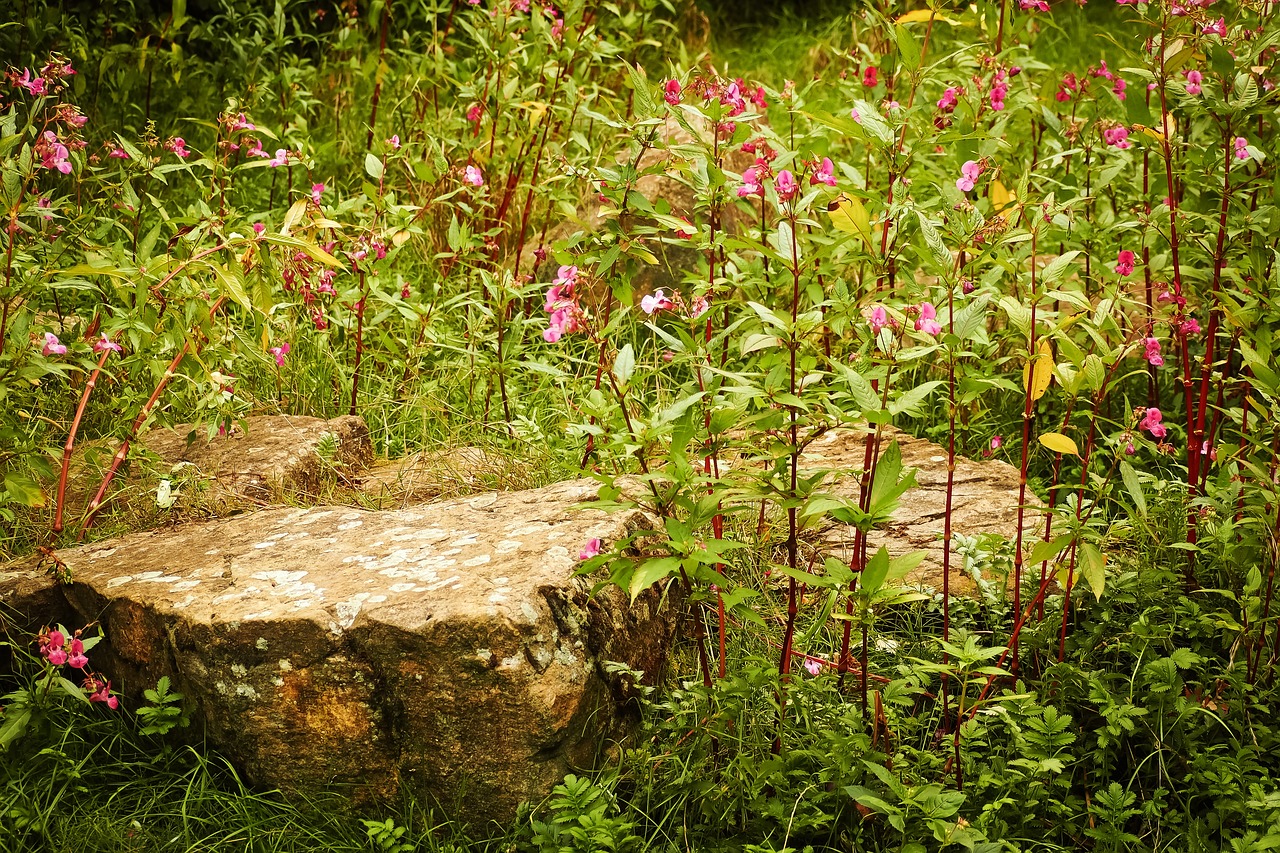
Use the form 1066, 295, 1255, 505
3, 0, 1280, 849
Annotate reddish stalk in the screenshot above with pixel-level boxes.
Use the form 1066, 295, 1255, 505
52, 347, 113, 535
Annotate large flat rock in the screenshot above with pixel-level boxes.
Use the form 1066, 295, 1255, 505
801, 428, 1037, 590
37, 480, 671, 826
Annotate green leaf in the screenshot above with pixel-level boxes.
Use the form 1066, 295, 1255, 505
894, 24, 921, 72
1079, 541, 1106, 601
3, 473, 45, 508
1028, 533, 1073, 566
1119, 461, 1147, 516
629, 556, 680, 601
861, 545, 891, 594
364, 152, 384, 181
612, 344, 635, 387
1040, 251, 1081, 286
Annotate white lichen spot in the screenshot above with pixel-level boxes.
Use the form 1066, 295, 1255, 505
338, 511, 363, 521
273, 677, 285, 687
521, 602, 540, 622
337, 520, 364, 531
214, 681, 230, 696
488, 592, 508, 605
334, 598, 363, 629
446, 533, 478, 548
493, 576, 510, 585
464, 554, 491, 568
105, 575, 134, 590
499, 655, 524, 670
171, 580, 201, 592
367, 595, 387, 604
91, 547, 118, 559
235, 684, 259, 700
253, 540, 277, 549
255, 637, 269, 651
243, 610, 275, 620
389, 583, 415, 593
278, 659, 292, 672
231, 663, 248, 678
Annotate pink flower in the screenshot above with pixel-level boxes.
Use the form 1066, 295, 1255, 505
387, 134, 400, 149
578, 538, 602, 561
1180, 317, 1201, 335
108, 147, 129, 159
675, 219, 696, 239
775, 169, 798, 201
737, 166, 764, 198
1234, 137, 1250, 160
311, 182, 325, 205
1116, 250, 1135, 276
1184, 69, 1203, 96
86, 678, 118, 709
550, 16, 564, 39
641, 289, 675, 315
42, 332, 67, 356
231, 113, 256, 131
467, 103, 483, 124
1142, 336, 1163, 366
1203, 17, 1225, 35
720, 80, 746, 116
956, 160, 982, 193
937, 86, 959, 113
867, 305, 889, 334
1019, 0, 1049, 10
1103, 125, 1131, 149
1112, 78, 1127, 100
1139, 407, 1167, 439
464, 164, 485, 186
553, 265, 579, 288
252, 222, 266, 236
803, 658, 822, 676
914, 302, 942, 336
93, 334, 122, 354
810, 157, 837, 187
37, 131, 72, 174
166, 137, 191, 159
688, 294, 710, 319
664, 78, 682, 106
15, 68, 47, 96
850, 108, 861, 122
246, 138, 266, 157
267, 148, 288, 167
67, 637, 88, 670
1125, 441, 1136, 455
269, 342, 291, 366
863, 66, 878, 88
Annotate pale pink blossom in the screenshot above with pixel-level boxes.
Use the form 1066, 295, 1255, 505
93, 334, 122, 354
641, 289, 675, 315
774, 169, 798, 201
810, 157, 837, 187
914, 302, 942, 336
578, 538, 602, 561
269, 342, 291, 366
956, 160, 982, 193
463, 165, 485, 186
311, 183, 325, 205
42, 332, 67, 355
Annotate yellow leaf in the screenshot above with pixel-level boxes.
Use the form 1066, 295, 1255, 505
990, 179, 1017, 213
1022, 339, 1054, 401
279, 198, 308, 237
828, 194, 873, 252
1039, 432, 1080, 457
896, 8, 937, 22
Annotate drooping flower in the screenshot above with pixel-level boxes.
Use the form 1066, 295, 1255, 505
1202, 17, 1226, 36
737, 165, 764, 198
86, 677, 119, 709
688, 294, 710, 319
641, 289, 675, 315
1116, 250, 1136, 277
1142, 336, 1163, 366
937, 86, 960, 113
466, 103, 483, 125
463, 164, 485, 186
774, 169, 798, 202
36, 131, 72, 174
166, 137, 191, 159
108, 146, 129, 159
989, 70, 1009, 111
1018, 0, 1049, 11
269, 342, 291, 367
1234, 137, 1251, 160
803, 658, 822, 676
720, 80, 746, 116
93, 334, 122, 354
311, 183, 325, 205
15, 68, 47, 96
252, 222, 266, 236
230, 113, 256, 131
1139, 407, 1167, 439
1180, 317, 1201, 335
990, 435, 1004, 451
914, 302, 942, 336
862, 66, 878, 88
267, 148, 288, 167
578, 538, 602, 561
1103, 125, 1131, 149
1184, 69, 1203, 96
810, 157, 837, 187
42, 332, 67, 355
553, 265, 578, 289
956, 160, 982, 193
67, 637, 88, 670
387, 134, 400, 149
867, 305, 890, 334
663, 78, 682, 106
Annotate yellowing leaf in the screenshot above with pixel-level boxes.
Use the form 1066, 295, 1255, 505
1039, 432, 1080, 457
829, 194, 873, 252
896, 8, 937, 23
1022, 339, 1054, 401
990, 179, 1017, 213
279, 198, 308, 237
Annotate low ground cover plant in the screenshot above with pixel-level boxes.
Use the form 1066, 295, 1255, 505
2, 0, 1279, 849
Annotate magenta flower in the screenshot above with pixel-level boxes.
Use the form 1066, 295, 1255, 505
803, 658, 822, 676
663, 78, 682, 106
463, 165, 485, 186
387, 134, 400, 149
269, 342, 291, 366
93, 334, 122, 354
85, 677, 119, 709
1180, 317, 1201, 335
1184, 69, 1203, 96
578, 538, 602, 561
914, 302, 942, 336
267, 148, 288, 167
937, 86, 959, 113
1234, 137, 1250, 160
1018, 0, 1048, 11
15, 68, 47, 96
67, 638, 88, 670
1116, 250, 1135, 277
247, 138, 266, 158
862, 66, 878, 88
956, 160, 982, 193
1112, 78, 1127, 100
166, 137, 191, 159
641, 289, 675, 315
553, 265, 578, 288
466, 103, 483, 124
1142, 336, 1163, 366
311, 183, 325, 205
720, 80, 746, 116
867, 305, 889, 334
42, 332, 67, 356
1139, 408, 1167, 439
737, 165, 764, 198
810, 157, 837, 187
1203, 17, 1225, 35
231, 113, 256, 131
252, 222, 266, 236
37, 131, 72, 174
1103, 126, 1131, 149
688, 294, 710, 319
774, 169, 798, 202
990, 435, 1004, 451
108, 147, 129, 159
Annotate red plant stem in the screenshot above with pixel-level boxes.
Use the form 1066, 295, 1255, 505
79, 297, 228, 539
53, 347, 113, 535
365, 0, 393, 151
349, 273, 368, 416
